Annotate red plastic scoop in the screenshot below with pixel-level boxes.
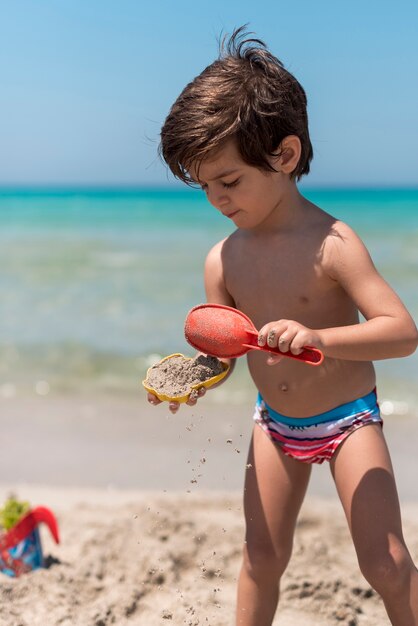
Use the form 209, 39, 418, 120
184, 304, 324, 366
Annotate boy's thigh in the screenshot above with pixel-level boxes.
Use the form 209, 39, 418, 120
331, 424, 404, 551
244, 425, 312, 550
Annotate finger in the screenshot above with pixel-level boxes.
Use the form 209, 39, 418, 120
289, 340, 303, 355
169, 401, 180, 414
259, 324, 279, 347
267, 328, 278, 348
257, 326, 269, 346
267, 354, 284, 366
258, 321, 288, 347
148, 392, 162, 406
278, 334, 291, 353
187, 386, 206, 406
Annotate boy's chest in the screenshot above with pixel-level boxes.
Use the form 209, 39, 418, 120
222, 236, 333, 324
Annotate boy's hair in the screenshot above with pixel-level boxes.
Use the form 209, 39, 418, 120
160, 26, 313, 185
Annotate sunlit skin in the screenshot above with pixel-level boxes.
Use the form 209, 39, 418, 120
148, 138, 418, 625
150, 139, 416, 416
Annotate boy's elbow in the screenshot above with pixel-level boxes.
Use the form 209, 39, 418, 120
401, 321, 418, 356
408, 333, 418, 356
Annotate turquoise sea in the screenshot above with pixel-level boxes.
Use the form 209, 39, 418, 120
0, 188, 417, 414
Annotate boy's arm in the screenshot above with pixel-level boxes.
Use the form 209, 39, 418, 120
204, 240, 236, 377
204, 239, 236, 308
259, 222, 417, 363
147, 240, 235, 411
318, 223, 418, 360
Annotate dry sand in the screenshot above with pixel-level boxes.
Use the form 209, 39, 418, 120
144, 354, 224, 399
1, 394, 418, 624
2, 486, 418, 626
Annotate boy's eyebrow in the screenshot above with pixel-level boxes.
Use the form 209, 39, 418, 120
204, 168, 240, 182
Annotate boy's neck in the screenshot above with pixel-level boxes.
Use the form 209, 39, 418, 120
253, 182, 309, 235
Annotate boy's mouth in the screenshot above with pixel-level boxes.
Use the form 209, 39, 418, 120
223, 209, 240, 219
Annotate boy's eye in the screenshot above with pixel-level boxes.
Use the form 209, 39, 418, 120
222, 178, 240, 189
200, 178, 240, 192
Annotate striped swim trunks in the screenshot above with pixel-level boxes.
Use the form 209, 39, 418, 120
253, 389, 383, 464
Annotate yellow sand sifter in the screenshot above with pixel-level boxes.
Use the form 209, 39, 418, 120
142, 353, 230, 403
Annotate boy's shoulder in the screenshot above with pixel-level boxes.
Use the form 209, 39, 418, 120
204, 236, 229, 271
204, 211, 368, 270
320, 216, 374, 282
323, 217, 367, 250
301, 202, 364, 249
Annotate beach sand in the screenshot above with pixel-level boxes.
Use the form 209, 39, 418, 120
1, 394, 418, 625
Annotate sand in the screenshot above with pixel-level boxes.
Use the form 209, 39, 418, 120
144, 355, 224, 398
1, 393, 418, 625
4, 486, 418, 626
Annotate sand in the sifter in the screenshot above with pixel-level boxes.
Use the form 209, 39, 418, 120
145, 354, 224, 398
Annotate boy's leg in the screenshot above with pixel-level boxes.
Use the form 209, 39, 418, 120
237, 425, 311, 626
331, 424, 418, 625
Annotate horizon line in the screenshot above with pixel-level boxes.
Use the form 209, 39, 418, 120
1, 183, 418, 193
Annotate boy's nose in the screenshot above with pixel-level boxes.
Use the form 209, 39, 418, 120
208, 190, 229, 210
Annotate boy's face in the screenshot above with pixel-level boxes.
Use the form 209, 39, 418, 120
191, 140, 288, 230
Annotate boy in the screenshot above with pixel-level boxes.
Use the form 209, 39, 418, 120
149, 27, 418, 625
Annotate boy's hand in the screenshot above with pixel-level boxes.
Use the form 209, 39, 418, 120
258, 320, 322, 365
147, 388, 206, 414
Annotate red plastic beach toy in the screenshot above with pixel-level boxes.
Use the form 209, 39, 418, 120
184, 304, 324, 365
0, 507, 59, 577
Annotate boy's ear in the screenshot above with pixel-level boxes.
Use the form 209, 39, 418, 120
272, 135, 302, 174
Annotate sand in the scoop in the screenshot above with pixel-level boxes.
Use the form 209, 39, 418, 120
145, 354, 224, 398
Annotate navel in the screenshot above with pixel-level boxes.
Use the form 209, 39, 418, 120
279, 382, 289, 392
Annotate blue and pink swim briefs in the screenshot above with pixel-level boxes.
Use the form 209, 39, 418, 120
253, 388, 382, 464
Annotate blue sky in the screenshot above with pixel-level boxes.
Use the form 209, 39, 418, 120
1, 0, 417, 187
